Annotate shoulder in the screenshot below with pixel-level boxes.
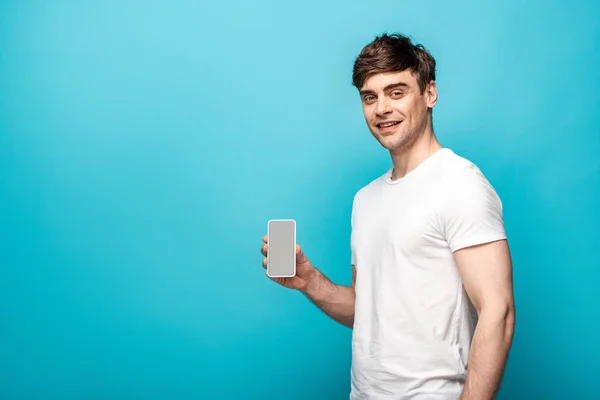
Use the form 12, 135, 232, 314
433, 149, 505, 225
351, 168, 390, 206
437, 150, 500, 201
434, 150, 507, 251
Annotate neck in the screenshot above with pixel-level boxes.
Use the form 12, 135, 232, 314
389, 127, 442, 181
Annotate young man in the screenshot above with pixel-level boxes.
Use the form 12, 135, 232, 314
260, 33, 515, 400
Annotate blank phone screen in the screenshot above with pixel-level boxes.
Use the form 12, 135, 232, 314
268, 220, 296, 277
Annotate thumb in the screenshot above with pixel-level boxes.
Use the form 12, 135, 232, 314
296, 244, 309, 264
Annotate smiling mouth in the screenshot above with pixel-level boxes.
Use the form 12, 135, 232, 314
376, 121, 402, 128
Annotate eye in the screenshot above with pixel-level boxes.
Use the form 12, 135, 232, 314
363, 95, 376, 103
391, 91, 404, 98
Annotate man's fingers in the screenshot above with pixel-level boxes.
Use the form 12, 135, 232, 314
261, 244, 268, 256
296, 244, 308, 262
263, 235, 268, 243
262, 258, 267, 269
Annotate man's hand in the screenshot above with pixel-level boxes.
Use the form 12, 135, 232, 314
454, 239, 516, 400
260, 235, 356, 328
261, 235, 317, 291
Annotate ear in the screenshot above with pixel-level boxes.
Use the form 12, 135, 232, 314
425, 80, 438, 108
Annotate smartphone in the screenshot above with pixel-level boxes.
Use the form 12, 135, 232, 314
267, 219, 296, 278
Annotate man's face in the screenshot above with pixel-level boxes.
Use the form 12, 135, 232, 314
359, 70, 437, 153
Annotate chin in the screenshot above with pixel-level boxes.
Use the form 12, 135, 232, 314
377, 130, 404, 145
382, 140, 404, 151
377, 133, 414, 152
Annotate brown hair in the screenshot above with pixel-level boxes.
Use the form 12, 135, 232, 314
352, 33, 436, 94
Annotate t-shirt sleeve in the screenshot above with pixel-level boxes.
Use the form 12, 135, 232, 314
439, 165, 507, 253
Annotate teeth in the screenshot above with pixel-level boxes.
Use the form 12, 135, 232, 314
379, 121, 399, 127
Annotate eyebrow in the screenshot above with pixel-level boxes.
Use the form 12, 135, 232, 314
360, 82, 409, 96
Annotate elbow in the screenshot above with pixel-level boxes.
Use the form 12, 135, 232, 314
480, 301, 516, 343
504, 304, 516, 343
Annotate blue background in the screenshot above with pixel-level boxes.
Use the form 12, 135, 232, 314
1, 1, 599, 399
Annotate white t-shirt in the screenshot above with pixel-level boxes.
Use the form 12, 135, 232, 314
349, 148, 507, 399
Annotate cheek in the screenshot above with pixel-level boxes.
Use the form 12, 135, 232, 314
392, 98, 411, 113
394, 98, 423, 119
412, 98, 429, 114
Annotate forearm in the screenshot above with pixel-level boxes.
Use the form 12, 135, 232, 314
300, 269, 355, 328
460, 306, 515, 400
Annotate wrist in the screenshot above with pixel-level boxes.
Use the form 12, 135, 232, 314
300, 267, 321, 295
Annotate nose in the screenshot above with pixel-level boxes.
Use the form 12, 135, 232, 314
376, 97, 392, 115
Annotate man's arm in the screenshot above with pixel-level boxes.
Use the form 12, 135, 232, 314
300, 265, 356, 328
454, 239, 516, 400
